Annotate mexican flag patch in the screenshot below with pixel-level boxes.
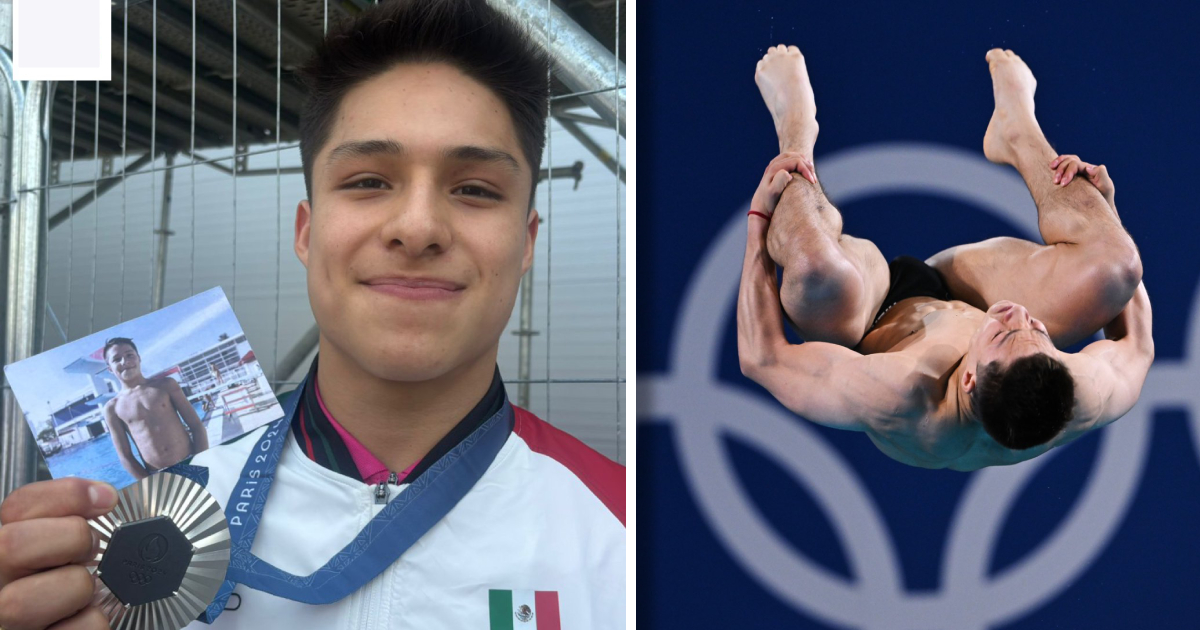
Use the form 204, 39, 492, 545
489, 589, 560, 629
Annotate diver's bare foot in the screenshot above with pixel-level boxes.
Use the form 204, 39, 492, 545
982, 49, 1043, 166
755, 45, 818, 156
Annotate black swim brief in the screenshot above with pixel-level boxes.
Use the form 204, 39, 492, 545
868, 255, 953, 330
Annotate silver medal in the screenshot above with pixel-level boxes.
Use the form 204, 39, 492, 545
86, 472, 231, 630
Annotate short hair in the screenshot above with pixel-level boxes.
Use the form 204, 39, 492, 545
103, 337, 138, 362
973, 354, 1075, 450
297, 0, 551, 204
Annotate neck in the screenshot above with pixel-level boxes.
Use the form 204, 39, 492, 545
313, 336, 498, 474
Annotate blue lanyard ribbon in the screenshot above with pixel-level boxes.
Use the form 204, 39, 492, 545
198, 376, 513, 623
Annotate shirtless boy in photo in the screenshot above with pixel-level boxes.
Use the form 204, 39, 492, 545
738, 46, 1153, 470
101, 338, 210, 479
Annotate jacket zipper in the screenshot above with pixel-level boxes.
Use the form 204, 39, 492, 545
374, 471, 399, 504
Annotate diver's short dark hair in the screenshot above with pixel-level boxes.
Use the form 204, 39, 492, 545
297, 0, 551, 203
973, 354, 1075, 450
103, 337, 138, 361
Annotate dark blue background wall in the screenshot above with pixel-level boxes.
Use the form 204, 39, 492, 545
639, 1, 1200, 627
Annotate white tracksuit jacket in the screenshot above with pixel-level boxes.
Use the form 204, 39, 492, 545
182, 406, 625, 629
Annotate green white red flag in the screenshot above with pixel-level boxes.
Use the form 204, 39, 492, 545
489, 589, 560, 630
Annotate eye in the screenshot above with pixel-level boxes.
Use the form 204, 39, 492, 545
454, 184, 502, 200
344, 177, 388, 190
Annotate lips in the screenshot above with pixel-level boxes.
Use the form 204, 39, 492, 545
363, 277, 465, 300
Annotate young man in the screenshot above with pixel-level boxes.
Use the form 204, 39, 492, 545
738, 46, 1153, 469
0, 1, 625, 628
101, 337, 210, 479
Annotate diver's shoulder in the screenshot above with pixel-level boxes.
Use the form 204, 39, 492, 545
101, 395, 121, 412
148, 375, 181, 389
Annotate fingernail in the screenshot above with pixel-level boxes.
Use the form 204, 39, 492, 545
89, 483, 117, 509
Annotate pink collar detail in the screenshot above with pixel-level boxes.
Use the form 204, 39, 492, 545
314, 376, 416, 485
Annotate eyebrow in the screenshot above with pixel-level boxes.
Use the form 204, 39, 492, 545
443, 145, 522, 172
324, 140, 521, 173
325, 139, 405, 165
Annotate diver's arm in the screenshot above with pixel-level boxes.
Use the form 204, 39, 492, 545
1075, 281, 1154, 428
105, 403, 149, 480
737, 171, 917, 431
736, 151, 816, 373
167, 378, 209, 453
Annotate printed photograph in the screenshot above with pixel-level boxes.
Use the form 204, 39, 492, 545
3, 287, 283, 488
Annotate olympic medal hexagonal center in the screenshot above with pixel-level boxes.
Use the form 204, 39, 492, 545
98, 515, 194, 606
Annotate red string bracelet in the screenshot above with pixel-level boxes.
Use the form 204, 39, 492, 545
747, 210, 771, 221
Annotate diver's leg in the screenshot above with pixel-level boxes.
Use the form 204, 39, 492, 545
929, 49, 1141, 347
756, 45, 889, 347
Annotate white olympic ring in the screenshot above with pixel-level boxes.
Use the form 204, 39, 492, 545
640, 143, 1200, 629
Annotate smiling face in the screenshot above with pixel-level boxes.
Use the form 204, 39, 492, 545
105, 343, 142, 381
962, 300, 1058, 393
295, 62, 539, 383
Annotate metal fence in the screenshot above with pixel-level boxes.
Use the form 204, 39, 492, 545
0, 0, 625, 499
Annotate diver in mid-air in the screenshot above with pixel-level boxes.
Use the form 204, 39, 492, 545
738, 46, 1153, 470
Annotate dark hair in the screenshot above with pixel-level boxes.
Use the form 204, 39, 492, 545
297, 0, 550, 204
103, 337, 138, 361
973, 354, 1075, 450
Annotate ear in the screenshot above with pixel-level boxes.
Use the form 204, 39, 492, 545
295, 199, 313, 268
521, 208, 540, 275
961, 365, 976, 394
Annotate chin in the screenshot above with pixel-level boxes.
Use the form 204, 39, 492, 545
316, 295, 505, 383
367, 357, 457, 383
355, 337, 477, 383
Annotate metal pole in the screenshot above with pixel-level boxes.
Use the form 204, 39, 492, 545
0, 2, 11, 52
513, 268, 537, 408
488, 0, 626, 136
0, 50, 16, 456
2, 53, 50, 501
151, 152, 177, 310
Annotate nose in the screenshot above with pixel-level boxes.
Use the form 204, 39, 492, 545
379, 179, 452, 256
1001, 303, 1031, 325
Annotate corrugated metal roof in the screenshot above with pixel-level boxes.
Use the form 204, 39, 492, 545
48, 0, 624, 160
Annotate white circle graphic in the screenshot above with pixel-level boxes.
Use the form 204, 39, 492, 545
641, 143, 1199, 629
